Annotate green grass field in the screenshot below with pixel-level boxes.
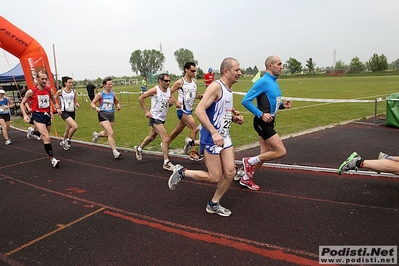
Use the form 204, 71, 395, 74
10, 75, 399, 151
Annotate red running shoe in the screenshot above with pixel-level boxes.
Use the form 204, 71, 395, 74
242, 157, 254, 179
239, 177, 260, 191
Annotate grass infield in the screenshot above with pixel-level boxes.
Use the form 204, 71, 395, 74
10, 75, 399, 152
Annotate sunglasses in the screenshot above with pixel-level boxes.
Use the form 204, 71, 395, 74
163, 79, 171, 82
189, 70, 196, 73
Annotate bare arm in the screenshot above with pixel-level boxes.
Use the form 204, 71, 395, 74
138, 86, 157, 118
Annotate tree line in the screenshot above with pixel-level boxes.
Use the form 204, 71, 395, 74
128, 49, 399, 79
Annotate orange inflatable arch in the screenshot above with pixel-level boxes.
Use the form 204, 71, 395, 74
0, 16, 55, 93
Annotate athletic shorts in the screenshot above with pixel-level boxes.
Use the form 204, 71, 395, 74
88, 95, 95, 101
0, 114, 11, 122
61, 111, 75, 121
253, 116, 276, 140
31, 112, 51, 126
98, 111, 114, 123
149, 118, 165, 126
200, 135, 233, 155
176, 109, 192, 119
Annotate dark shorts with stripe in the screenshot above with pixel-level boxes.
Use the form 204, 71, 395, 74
253, 116, 276, 140
0, 113, 11, 122
31, 112, 52, 126
98, 111, 114, 123
61, 111, 75, 121
149, 118, 165, 126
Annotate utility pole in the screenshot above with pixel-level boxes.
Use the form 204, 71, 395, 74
333, 49, 336, 69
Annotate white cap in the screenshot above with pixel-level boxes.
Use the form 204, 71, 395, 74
0, 89, 5, 94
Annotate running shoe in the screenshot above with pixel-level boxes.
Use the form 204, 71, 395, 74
51, 157, 60, 168
239, 176, 260, 191
234, 167, 245, 181
113, 150, 122, 159
189, 151, 203, 161
168, 164, 184, 190
134, 145, 142, 161
183, 137, 194, 154
27, 127, 34, 139
34, 134, 41, 141
92, 131, 99, 143
242, 157, 254, 179
378, 152, 390, 160
163, 160, 175, 171
205, 202, 232, 217
338, 152, 362, 175
5, 139, 12, 145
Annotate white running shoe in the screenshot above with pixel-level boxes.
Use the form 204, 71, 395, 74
92, 131, 99, 143
183, 137, 194, 154
5, 139, 12, 145
134, 145, 142, 161
113, 150, 122, 159
163, 160, 175, 171
51, 157, 60, 168
27, 127, 34, 139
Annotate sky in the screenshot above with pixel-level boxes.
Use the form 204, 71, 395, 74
1, 0, 399, 81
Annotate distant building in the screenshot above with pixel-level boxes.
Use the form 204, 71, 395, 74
326, 69, 346, 76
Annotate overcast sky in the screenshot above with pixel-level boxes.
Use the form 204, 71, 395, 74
1, 0, 398, 80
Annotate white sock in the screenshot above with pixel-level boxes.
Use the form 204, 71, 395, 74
248, 156, 261, 165
164, 159, 169, 164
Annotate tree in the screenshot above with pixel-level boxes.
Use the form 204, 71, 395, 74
196, 67, 204, 79
306, 58, 316, 74
245, 67, 253, 75
349, 57, 365, 73
368, 53, 388, 72
285, 57, 302, 75
253, 65, 259, 74
174, 48, 198, 72
129, 49, 165, 78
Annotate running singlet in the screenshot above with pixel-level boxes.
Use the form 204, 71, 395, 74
150, 85, 171, 122
177, 77, 197, 113
99, 90, 115, 112
0, 97, 10, 114
30, 86, 52, 113
200, 80, 233, 145
60, 89, 75, 112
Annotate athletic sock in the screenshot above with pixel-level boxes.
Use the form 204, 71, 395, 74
356, 159, 364, 168
44, 143, 53, 157
248, 156, 261, 165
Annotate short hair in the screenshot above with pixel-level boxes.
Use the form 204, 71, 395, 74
184, 62, 196, 70
158, 73, 169, 82
87, 80, 92, 85
219, 57, 238, 74
102, 77, 112, 86
62, 76, 72, 86
265, 56, 278, 67
36, 71, 47, 78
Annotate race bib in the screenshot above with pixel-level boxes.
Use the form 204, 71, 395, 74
37, 95, 50, 109
274, 96, 282, 115
64, 99, 75, 112
160, 98, 169, 110
102, 99, 114, 111
219, 112, 232, 137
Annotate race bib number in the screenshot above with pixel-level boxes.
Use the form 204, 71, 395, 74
219, 112, 232, 137
102, 99, 114, 111
37, 95, 50, 109
274, 96, 282, 115
64, 99, 75, 112
160, 98, 169, 110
